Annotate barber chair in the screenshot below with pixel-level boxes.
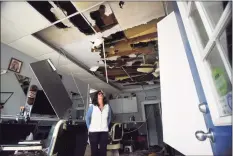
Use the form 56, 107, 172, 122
0, 120, 88, 156
107, 123, 124, 155
46, 120, 88, 156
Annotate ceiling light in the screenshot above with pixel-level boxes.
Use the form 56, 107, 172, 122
47, 59, 56, 71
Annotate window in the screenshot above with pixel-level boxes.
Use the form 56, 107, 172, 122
189, 3, 209, 48
185, 1, 232, 123
219, 18, 232, 67
202, 2, 228, 28
206, 44, 232, 116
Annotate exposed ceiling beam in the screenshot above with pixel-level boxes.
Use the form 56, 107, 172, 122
107, 48, 153, 58
122, 85, 160, 92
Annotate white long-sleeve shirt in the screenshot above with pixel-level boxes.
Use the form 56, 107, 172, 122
85, 104, 111, 132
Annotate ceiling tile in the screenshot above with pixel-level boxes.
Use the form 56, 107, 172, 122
1, 17, 27, 44
35, 52, 73, 67
59, 63, 87, 74
9, 35, 55, 57
109, 2, 165, 30
34, 23, 87, 48
1, 2, 51, 39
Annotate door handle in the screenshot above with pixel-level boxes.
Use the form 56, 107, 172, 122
198, 103, 208, 114
195, 129, 214, 143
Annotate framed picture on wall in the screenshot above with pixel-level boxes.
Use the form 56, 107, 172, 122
8, 58, 23, 73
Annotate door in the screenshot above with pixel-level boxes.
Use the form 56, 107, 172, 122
145, 104, 163, 146
158, 2, 232, 156
145, 104, 158, 146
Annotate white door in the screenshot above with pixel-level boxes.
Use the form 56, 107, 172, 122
158, 12, 213, 155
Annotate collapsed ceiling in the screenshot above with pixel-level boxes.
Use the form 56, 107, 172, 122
1, 1, 166, 91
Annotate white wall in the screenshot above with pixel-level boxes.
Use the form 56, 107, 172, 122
1, 43, 40, 116
113, 89, 161, 122
1, 43, 89, 117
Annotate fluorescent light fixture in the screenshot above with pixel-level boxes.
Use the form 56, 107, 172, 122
47, 59, 56, 71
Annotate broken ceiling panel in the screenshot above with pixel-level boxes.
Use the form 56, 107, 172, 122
109, 2, 165, 30
33, 21, 86, 48
28, 1, 69, 29
28, 1, 95, 35
124, 19, 159, 39
81, 2, 121, 33
62, 40, 102, 68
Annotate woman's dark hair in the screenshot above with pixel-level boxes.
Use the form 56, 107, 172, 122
92, 90, 107, 106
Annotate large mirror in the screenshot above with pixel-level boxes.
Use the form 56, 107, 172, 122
14, 73, 31, 95
0, 70, 32, 116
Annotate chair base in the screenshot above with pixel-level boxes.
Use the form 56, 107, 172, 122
107, 143, 121, 150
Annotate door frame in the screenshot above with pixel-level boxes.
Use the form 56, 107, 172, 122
141, 100, 161, 147
141, 100, 161, 121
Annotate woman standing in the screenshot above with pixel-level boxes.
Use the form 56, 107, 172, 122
85, 91, 112, 156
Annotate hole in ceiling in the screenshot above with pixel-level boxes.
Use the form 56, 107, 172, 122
28, 1, 95, 35
89, 4, 119, 32
28, 1, 68, 29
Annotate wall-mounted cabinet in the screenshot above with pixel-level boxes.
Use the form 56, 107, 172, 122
109, 97, 138, 114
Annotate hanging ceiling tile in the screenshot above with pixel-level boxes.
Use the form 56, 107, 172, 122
33, 22, 87, 48
62, 40, 101, 68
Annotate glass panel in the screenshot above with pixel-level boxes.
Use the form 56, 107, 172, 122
189, 4, 209, 48
206, 44, 232, 117
219, 17, 232, 67
202, 2, 229, 28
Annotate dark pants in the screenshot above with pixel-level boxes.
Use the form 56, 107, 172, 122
89, 132, 108, 156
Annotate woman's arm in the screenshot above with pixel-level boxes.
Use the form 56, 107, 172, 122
108, 106, 112, 126
85, 105, 93, 129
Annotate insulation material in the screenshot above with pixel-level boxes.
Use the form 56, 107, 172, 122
115, 76, 129, 81
137, 64, 154, 73
124, 19, 158, 39
109, 2, 165, 30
